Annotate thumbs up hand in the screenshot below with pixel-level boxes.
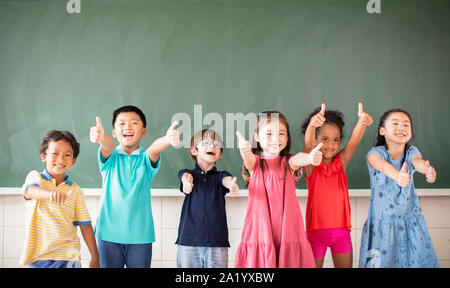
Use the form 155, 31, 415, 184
229, 177, 239, 196
424, 161, 436, 183
236, 131, 252, 156
90, 116, 105, 143
50, 187, 74, 205
182, 172, 194, 194
308, 142, 323, 166
310, 103, 326, 128
357, 102, 373, 127
166, 121, 180, 147
397, 162, 410, 187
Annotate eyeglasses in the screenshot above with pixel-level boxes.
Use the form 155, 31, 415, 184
198, 140, 222, 148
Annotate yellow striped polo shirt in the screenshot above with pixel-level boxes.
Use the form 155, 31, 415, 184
20, 170, 91, 265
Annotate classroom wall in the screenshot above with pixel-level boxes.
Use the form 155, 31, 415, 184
1, 191, 449, 268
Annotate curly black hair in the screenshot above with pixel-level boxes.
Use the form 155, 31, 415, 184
39, 130, 80, 158
300, 107, 345, 139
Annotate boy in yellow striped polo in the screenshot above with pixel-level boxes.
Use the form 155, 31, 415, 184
20, 130, 99, 268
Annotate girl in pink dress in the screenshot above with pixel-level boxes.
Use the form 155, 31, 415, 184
234, 111, 322, 268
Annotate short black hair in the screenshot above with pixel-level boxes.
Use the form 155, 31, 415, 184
113, 105, 147, 128
39, 130, 80, 158
301, 107, 345, 139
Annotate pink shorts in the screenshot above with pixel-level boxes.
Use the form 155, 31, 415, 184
307, 228, 353, 259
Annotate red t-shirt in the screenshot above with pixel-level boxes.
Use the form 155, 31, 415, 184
305, 153, 351, 231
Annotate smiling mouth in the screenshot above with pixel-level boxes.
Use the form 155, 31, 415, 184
123, 133, 134, 139
206, 151, 216, 156
395, 133, 406, 137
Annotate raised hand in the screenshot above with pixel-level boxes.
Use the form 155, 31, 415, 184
397, 162, 410, 187
357, 102, 373, 126
309, 142, 323, 166
424, 160, 436, 183
90, 116, 105, 143
182, 172, 194, 194
166, 121, 180, 147
236, 131, 252, 155
310, 103, 326, 128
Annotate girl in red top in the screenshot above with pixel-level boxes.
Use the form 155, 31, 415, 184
301, 103, 373, 268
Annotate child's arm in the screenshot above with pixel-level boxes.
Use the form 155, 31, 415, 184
79, 224, 100, 268
236, 131, 256, 174
304, 103, 326, 153
222, 176, 239, 196
148, 121, 180, 164
290, 143, 323, 171
303, 104, 325, 177
368, 154, 410, 187
90, 117, 115, 159
412, 155, 437, 183
340, 103, 373, 169
27, 185, 74, 204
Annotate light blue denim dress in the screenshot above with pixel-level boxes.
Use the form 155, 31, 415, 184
358, 145, 439, 268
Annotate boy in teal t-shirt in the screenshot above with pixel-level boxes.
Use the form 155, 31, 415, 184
89, 105, 179, 268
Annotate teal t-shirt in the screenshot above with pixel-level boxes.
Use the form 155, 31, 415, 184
94, 146, 160, 244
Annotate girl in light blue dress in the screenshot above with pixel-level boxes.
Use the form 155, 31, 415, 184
358, 109, 439, 268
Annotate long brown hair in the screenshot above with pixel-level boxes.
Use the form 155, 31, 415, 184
252, 110, 292, 172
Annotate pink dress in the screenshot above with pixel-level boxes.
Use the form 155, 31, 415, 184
234, 154, 315, 268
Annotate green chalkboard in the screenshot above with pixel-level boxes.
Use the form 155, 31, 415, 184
0, 0, 449, 189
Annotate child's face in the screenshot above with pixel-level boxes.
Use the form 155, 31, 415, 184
255, 120, 288, 157
380, 112, 412, 145
190, 136, 223, 165
40, 140, 76, 177
112, 112, 146, 153
315, 123, 341, 160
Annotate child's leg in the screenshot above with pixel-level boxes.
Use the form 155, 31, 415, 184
204, 247, 228, 268
177, 245, 203, 268
124, 243, 153, 268
314, 257, 325, 268
306, 230, 328, 268
329, 228, 353, 268
331, 253, 353, 268
97, 239, 125, 268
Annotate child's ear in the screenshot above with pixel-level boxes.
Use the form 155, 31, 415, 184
142, 128, 147, 136
379, 127, 385, 136
72, 157, 77, 165
112, 129, 117, 138
40, 153, 46, 162
253, 132, 259, 143
190, 147, 198, 157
